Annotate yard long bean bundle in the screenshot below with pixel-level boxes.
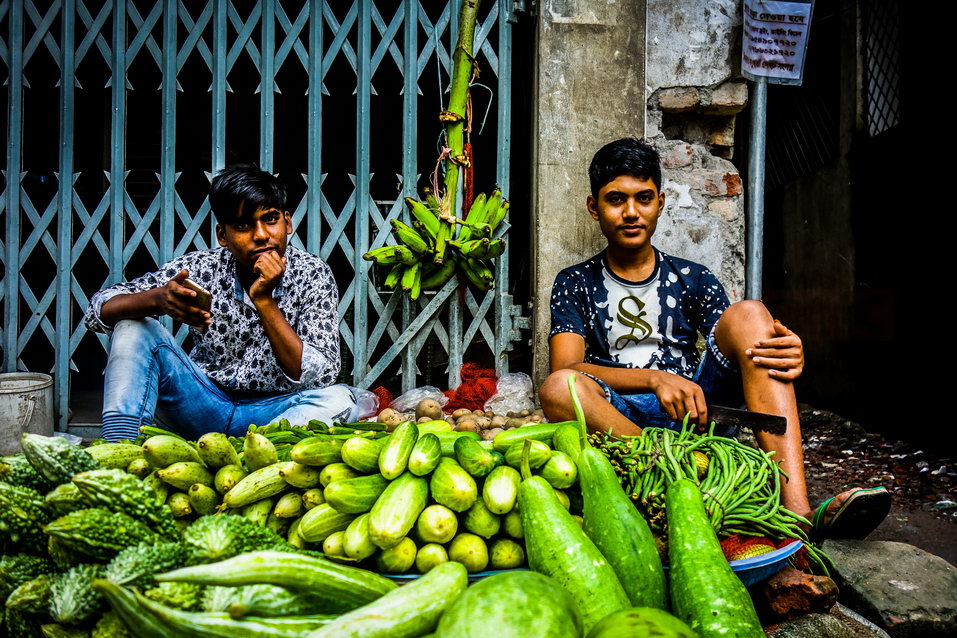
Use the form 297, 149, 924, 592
592, 423, 830, 574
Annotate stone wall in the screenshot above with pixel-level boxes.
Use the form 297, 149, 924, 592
531, 0, 748, 383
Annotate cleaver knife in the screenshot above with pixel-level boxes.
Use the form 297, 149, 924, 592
706, 404, 787, 435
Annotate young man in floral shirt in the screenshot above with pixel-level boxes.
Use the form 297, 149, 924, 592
86, 165, 360, 441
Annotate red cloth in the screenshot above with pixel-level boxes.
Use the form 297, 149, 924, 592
444, 363, 497, 412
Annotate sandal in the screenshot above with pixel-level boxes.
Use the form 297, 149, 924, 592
811, 486, 891, 541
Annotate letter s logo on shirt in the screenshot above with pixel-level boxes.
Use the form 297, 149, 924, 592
614, 296, 654, 350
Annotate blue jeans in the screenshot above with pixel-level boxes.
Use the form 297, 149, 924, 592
587, 331, 743, 437
101, 318, 359, 442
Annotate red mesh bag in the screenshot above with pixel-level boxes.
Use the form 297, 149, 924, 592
370, 386, 394, 415
444, 363, 498, 412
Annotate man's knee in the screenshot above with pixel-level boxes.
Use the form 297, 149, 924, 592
540, 369, 601, 409
721, 300, 772, 326
112, 317, 170, 345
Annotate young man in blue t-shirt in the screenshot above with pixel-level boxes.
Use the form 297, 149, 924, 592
540, 138, 889, 540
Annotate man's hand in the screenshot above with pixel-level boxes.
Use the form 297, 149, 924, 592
746, 319, 804, 381
249, 251, 286, 303
650, 370, 708, 426
155, 270, 211, 327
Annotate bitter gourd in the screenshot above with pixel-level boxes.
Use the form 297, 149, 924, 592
44, 508, 160, 561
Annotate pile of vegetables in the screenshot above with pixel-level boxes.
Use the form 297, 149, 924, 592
592, 422, 830, 574
1, 373, 834, 637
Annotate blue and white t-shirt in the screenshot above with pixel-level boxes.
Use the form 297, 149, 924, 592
549, 249, 729, 378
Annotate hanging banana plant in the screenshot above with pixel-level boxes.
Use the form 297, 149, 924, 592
363, 0, 508, 300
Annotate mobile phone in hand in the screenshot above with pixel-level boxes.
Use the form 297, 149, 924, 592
182, 278, 212, 311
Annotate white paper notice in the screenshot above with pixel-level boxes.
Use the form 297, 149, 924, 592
742, 0, 813, 84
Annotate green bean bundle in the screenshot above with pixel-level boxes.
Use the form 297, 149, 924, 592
592, 423, 830, 574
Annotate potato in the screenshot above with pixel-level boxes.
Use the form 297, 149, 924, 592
456, 420, 480, 433
452, 408, 473, 419
532, 409, 545, 418
417, 416, 433, 424
383, 413, 405, 430
505, 418, 527, 429
475, 417, 492, 430
483, 427, 504, 441
416, 399, 444, 421
490, 415, 508, 429
519, 410, 530, 417
473, 409, 484, 417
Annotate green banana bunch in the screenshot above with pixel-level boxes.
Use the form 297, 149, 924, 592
368, 188, 510, 300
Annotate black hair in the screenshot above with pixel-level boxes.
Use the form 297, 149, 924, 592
208, 163, 287, 225
588, 138, 662, 197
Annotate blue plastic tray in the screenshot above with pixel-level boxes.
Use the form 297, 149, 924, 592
382, 540, 802, 586
727, 539, 802, 586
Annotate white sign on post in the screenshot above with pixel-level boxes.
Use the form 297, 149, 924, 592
742, 0, 814, 85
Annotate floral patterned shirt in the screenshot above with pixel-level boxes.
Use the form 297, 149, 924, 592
85, 245, 340, 393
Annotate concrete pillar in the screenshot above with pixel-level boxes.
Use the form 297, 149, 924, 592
531, 0, 647, 385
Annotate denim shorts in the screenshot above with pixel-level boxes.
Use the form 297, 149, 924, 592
583, 330, 743, 437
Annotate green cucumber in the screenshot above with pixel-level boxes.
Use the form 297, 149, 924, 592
447, 533, 488, 572
278, 461, 323, 488
309, 561, 467, 638
667, 479, 764, 637
197, 432, 242, 469
454, 436, 497, 477
463, 500, 500, 539
408, 433, 442, 476
292, 436, 345, 467
340, 437, 382, 473
84, 442, 146, 470
324, 473, 390, 514
482, 466, 520, 514
492, 422, 569, 452
376, 537, 417, 573
435, 571, 582, 638
489, 539, 525, 569
244, 432, 279, 471
242, 497, 275, 526
415, 504, 458, 544
342, 513, 379, 560
552, 424, 583, 461
433, 431, 480, 456
539, 450, 578, 489
143, 435, 204, 468
505, 439, 551, 469
369, 472, 428, 549
157, 461, 214, 491
519, 441, 629, 633
429, 458, 477, 512
273, 492, 303, 518
214, 464, 247, 495
298, 503, 356, 543
319, 462, 359, 487
222, 464, 287, 509
379, 420, 418, 479
188, 483, 220, 516
415, 543, 448, 573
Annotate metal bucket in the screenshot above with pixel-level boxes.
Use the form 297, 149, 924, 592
0, 372, 55, 455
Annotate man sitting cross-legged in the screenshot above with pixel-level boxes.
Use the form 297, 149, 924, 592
85, 164, 362, 442
539, 138, 889, 540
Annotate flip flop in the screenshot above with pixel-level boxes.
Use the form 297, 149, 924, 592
811, 486, 891, 541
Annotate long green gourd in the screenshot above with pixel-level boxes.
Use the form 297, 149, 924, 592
668, 478, 765, 637
308, 561, 468, 638
518, 439, 630, 633
568, 373, 668, 610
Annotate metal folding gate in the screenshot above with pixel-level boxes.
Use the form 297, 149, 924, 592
1, 0, 527, 428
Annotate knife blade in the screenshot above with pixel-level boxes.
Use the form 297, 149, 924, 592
707, 404, 787, 435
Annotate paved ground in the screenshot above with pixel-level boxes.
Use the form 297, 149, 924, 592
799, 407, 957, 566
